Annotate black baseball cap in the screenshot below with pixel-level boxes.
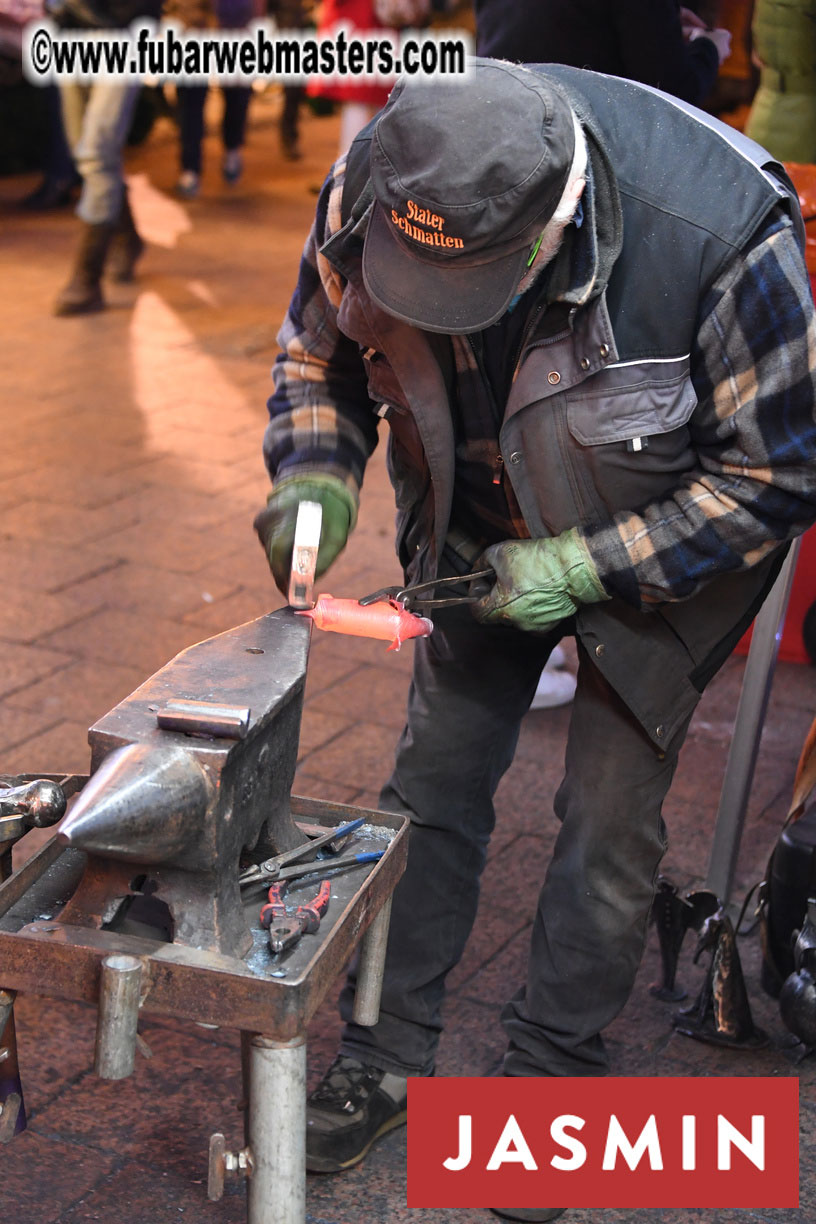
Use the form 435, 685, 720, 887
362, 58, 576, 335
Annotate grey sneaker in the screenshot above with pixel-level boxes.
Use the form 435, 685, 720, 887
306, 1054, 408, 1172
222, 149, 243, 184
176, 171, 200, 199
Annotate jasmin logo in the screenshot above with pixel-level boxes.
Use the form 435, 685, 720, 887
407, 1076, 800, 1209
390, 199, 464, 249
444, 1110, 765, 1172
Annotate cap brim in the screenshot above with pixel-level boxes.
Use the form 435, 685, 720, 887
362, 203, 531, 335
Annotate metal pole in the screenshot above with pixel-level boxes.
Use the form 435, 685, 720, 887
240, 1030, 252, 1148
352, 896, 393, 1026
247, 1034, 306, 1224
94, 955, 143, 1080
706, 541, 801, 903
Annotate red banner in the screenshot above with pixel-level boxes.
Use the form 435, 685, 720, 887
407, 1077, 799, 1209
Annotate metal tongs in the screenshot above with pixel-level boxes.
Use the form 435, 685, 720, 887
238, 817, 374, 889
358, 568, 495, 613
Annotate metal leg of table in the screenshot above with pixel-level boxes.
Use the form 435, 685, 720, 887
352, 895, 392, 1027
705, 541, 801, 904
0, 993, 26, 1142
240, 1030, 252, 1147
247, 1034, 307, 1224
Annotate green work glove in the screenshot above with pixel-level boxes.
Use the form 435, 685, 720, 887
474, 528, 610, 632
253, 473, 357, 596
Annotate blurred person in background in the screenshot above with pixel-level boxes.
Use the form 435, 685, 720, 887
746, 0, 816, 163
0, 0, 79, 207
308, 0, 430, 154
166, 0, 257, 197
475, 0, 732, 108
267, 0, 309, 159
20, 86, 80, 209
48, 0, 161, 315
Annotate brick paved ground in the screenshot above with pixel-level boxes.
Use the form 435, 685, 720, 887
1, 88, 814, 1224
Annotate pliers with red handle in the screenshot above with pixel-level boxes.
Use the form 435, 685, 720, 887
260, 878, 332, 955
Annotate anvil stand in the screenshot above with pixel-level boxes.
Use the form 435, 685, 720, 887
0, 791, 407, 1223
0, 608, 409, 1224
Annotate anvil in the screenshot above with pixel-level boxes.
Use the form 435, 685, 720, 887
57, 608, 312, 957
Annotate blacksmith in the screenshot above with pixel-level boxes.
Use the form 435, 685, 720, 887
255, 58, 816, 1223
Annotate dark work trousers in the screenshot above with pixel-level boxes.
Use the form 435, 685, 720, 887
177, 84, 252, 174
338, 597, 698, 1078
45, 84, 77, 184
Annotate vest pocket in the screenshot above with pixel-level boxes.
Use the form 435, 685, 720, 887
565, 357, 697, 446
558, 359, 699, 519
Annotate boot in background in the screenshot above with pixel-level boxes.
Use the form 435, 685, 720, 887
280, 86, 303, 160
53, 221, 116, 316
107, 191, 145, 283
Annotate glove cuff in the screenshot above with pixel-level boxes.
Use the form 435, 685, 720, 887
560, 528, 610, 605
271, 472, 359, 531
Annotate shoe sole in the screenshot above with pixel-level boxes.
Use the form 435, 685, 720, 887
490, 1210, 567, 1222
306, 1107, 408, 1173
53, 298, 105, 317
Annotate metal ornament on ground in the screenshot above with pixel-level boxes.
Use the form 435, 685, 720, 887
673, 907, 768, 1049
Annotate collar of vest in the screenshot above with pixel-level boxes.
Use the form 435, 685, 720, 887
543, 78, 623, 310
539, 126, 623, 312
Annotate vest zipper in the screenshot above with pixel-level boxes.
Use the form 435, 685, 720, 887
467, 334, 507, 488
511, 301, 546, 383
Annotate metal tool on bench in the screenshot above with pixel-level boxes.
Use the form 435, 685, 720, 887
244, 849, 385, 888
261, 879, 332, 955
242, 816, 383, 958
0, 777, 68, 877
359, 567, 495, 613
239, 817, 384, 888
0, 778, 67, 837
1, 775, 70, 1141
238, 816, 366, 888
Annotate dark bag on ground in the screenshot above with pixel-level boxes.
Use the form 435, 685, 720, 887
760, 801, 816, 996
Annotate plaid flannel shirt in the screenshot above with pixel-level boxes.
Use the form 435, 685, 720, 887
264, 158, 816, 609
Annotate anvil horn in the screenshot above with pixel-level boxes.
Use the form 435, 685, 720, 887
58, 743, 212, 864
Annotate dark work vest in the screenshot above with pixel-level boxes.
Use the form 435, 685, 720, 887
326, 67, 802, 748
